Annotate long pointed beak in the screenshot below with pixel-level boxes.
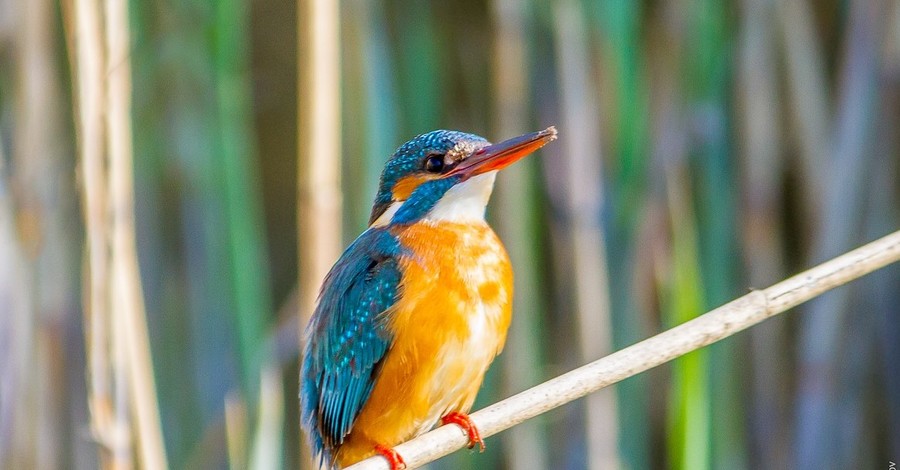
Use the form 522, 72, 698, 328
446, 126, 557, 179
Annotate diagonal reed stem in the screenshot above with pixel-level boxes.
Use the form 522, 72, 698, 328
347, 229, 900, 469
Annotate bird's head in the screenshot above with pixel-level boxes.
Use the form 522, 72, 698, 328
369, 126, 557, 226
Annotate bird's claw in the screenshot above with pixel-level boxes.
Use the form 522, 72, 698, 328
374, 444, 406, 470
441, 412, 485, 452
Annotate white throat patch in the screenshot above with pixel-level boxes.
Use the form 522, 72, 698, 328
368, 171, 498, 227
425, 171, 497, 222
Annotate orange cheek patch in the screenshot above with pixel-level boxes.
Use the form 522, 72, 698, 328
392, 174, 436, 201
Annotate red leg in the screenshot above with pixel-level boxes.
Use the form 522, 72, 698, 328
441, 411, 485, 452
374, 444, 406, 470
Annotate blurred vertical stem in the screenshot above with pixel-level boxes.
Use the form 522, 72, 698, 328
553, 1, 620, 469
360, 2, 397, 213
777, 0, 831, 221
735, 0, 789, 467
679, 0, 744, 468
393, 1, 441, 135
795, 1, 886, 467
663, 167, 709, 470
490, 1, 549, 470
214, 0, 272, 398
69, 0, 167, 466
9, 0, 74, 465
224, 394, 248, 470
588, 0, 649, 221
69, 0, 121, 465
337, 0, 364, 235
297, 0, 341, 467
683, 0, 736, 305
339, 0, 365, 233
104, 0, 167, 467
0, 143, 33, 469
249, 367, 285, 470
342, 0, 398, 234
586, 2, 650, 466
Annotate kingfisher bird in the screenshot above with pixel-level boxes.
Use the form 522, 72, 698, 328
300, 126, 557, 469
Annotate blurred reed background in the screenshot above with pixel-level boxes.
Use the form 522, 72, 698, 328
0, 0, 898, 469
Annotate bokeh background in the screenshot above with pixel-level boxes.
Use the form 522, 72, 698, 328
1, 0, 899, 469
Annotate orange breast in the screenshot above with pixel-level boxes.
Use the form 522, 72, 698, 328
334, 220, 513, 466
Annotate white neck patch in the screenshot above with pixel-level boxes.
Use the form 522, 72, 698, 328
368, 171, 498, 227
425, 171, 497, 222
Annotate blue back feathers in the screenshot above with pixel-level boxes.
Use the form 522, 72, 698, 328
300, 228, 405, 466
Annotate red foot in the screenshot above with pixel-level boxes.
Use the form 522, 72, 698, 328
441, 411, 485, 452
374, 444, 406, 470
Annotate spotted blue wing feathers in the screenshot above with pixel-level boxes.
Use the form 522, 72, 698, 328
300, 228, 405, 466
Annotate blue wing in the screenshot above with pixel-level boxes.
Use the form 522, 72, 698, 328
300, 228, 404, 465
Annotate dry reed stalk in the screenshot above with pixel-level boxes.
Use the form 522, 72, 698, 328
347, 229, 900, 469
490, 0, 548, 468
68, 0, 167, 466
552, 1, 620, 469
296, 0, 342, 342
103, 0, 167, 467
249, 367, 284, 470
68, 0, 123, 465
297, 0, 341, 467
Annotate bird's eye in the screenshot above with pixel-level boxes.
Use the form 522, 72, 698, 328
424, 154, 444, 173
